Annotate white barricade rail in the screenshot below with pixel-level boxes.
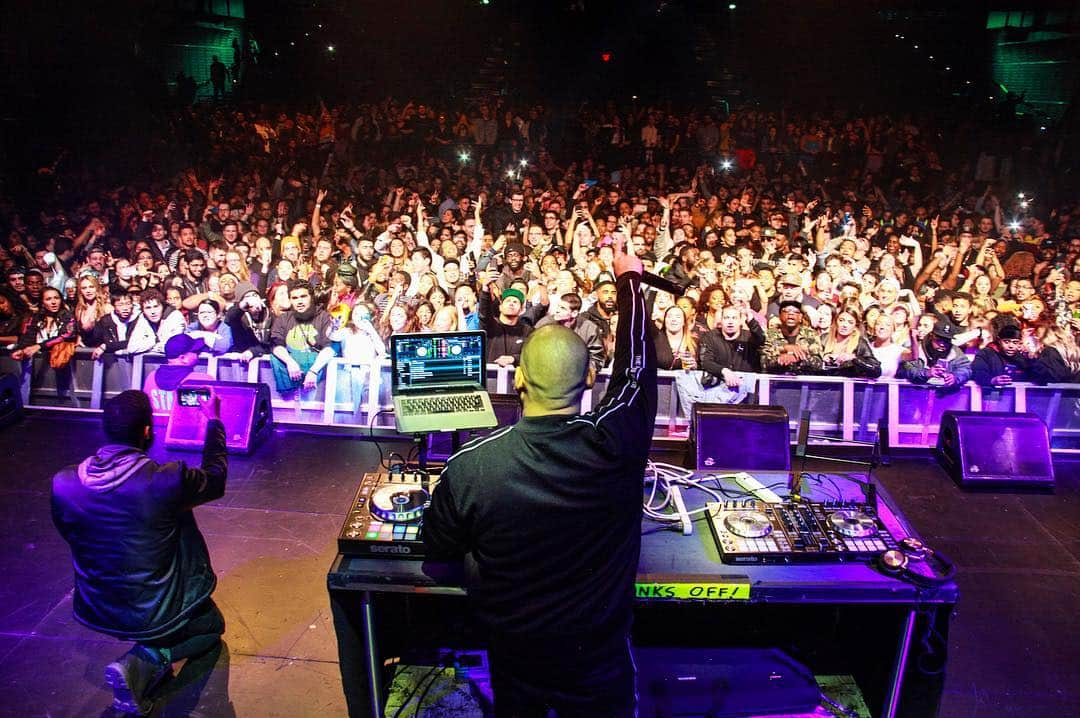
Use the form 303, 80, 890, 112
18, 353, 1080, 454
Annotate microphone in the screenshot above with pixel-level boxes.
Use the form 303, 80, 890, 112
638, 271, 686, 297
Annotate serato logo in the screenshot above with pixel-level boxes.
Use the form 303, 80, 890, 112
369, 545, 412, 554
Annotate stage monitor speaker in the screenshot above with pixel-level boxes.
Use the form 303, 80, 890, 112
0, 372, 23, 429
165, 381, 273, 455
693, 404, 790, 472
426, 393, 522, 461
936, 411, 1054, 490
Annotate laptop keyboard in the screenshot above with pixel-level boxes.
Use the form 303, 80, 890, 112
400, 394, 484, 416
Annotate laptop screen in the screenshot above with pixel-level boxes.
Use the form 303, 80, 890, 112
391, 331, 487, 391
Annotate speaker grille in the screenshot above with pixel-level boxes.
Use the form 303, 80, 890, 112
937, 411, 1054, 488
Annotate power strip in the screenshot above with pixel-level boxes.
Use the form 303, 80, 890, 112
732, 472, 783, 503
668, 484, 694, 535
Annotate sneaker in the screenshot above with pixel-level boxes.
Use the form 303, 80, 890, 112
104, 646, 171, 716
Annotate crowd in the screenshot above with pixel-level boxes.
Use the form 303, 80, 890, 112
2, 97, 1078, 420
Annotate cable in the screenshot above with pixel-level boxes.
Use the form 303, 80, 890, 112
800, 472, 844, 502
822, 473, 846, 502
391, 664, 441, 718
643, 463, 882, 532
368, 408, 409, 470
411, 664, 446, 716
640, 523, 684, 535
821, 471, 883, 505
819, 692, 859, 718
915, 604, 949, 676
641, 463, 778, 527
369, 408, 391, 469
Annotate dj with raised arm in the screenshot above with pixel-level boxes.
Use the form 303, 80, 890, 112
424, 236, 657, 717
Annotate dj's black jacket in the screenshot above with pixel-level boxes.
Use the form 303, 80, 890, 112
424, 272, 657, 644
51, 421, 227, 641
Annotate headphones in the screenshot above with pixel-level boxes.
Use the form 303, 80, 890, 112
875, 537, 956, 588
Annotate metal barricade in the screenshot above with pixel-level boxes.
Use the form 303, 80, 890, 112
22, 353, 1080, 453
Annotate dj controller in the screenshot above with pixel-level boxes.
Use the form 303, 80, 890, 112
337, 472, 899, 566
338, 471, 438, 558
707, 499, 899, 564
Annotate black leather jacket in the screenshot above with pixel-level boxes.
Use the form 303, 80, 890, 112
822, 336, 883, 379
51, 421, 227, 641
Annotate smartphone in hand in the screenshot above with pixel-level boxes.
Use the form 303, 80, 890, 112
178, 387, 211, 408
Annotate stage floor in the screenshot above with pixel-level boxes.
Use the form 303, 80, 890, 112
0, 415, 1077, 717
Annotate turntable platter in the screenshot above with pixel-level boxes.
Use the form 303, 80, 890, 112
723, 511, 774, 539
370, 484, 430, 523
828, 509, 879, 538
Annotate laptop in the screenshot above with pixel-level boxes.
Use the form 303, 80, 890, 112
390, 330, 499, 434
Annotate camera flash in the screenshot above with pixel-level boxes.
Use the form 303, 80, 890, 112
720, 159, 733, 171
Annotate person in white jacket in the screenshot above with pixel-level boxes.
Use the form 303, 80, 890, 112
126, 288, 186, 355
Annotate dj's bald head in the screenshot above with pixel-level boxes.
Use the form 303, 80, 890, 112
514, 324, 593, 416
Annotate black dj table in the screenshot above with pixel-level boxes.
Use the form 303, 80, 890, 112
327, 472, 958, 718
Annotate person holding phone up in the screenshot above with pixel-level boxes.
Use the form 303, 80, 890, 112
51, 389, 228, 716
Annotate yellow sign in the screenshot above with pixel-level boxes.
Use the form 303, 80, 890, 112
634, 582, 750, 600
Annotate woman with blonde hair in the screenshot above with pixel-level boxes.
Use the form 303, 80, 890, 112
1036, 324, 1080, 381
654, 305, 697, 371
964, 270, 999, 315
414, 271, 439, 299
74, 273, 111, 346
280, 236, 313, 281
869, 313, 911, 379
431, 305, 459, 333
890, 305, 912, 348
822, 308, 880, 378
224, 249, 250, 282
